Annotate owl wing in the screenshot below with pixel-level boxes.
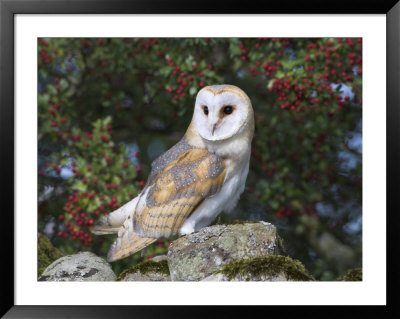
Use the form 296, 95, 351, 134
134, 147, 227, 238
105, 147, 227, 262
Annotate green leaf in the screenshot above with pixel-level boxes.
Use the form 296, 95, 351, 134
72, 180, 87, 192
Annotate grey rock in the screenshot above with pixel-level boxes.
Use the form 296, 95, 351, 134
119, 270, 171, 281
38, 251, 116, 281
188, 225, 227, 243
152, 255, 168, 262
167, 221, 281, 281
202, 272, 287, 281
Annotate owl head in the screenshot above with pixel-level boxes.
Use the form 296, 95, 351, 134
193, 84, 254, 141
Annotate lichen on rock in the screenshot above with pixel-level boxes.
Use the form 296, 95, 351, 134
212, 255, 314, 281
188, 225, 227, 243
338, 268, 362, 281
37, 232, 64, 277
117, 259, 170, 281
167, 221, 283, 281
38, 251, 116, 281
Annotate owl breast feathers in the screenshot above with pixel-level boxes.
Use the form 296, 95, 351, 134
92, 84, 254, 261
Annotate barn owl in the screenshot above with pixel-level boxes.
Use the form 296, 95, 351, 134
92, 84, 254, 262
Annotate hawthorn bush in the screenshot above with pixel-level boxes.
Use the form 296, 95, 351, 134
38, 38, 362, 279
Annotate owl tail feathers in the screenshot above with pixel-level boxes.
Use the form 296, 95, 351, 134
107, 232, 157, 262
91, 196, 139, 235
91, 216, 121, 235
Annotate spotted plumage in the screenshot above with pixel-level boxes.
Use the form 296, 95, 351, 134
91, 84, 254, 262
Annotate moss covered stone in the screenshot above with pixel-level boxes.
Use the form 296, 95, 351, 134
117, 260, 170, 281
277, 234, 287, 255
168, 222, 281, 281
215, 255, 314, 281
338, 268, 362, 281
38, 233, 64, 277
215, 217, 257, 226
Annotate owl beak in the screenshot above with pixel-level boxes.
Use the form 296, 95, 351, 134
211, 119, 222, 136
212, 124, 217, 136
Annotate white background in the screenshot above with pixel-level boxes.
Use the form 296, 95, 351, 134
15, 15, 386, 305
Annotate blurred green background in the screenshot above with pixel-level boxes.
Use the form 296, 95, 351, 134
38, 38, 362, 280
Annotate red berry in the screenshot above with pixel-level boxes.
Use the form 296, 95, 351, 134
49, 108, 56, 117
39, 39, 48, 46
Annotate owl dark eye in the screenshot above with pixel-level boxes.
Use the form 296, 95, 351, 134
203, 106, 209, 115
223, 106, 233, 115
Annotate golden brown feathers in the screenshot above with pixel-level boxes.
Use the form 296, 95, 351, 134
134, 148, 226, 238
94, 143, 226, 262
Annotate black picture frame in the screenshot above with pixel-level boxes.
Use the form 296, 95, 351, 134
1, 0, 398, 317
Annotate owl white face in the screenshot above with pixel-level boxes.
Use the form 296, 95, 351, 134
193, 85, 252, 141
